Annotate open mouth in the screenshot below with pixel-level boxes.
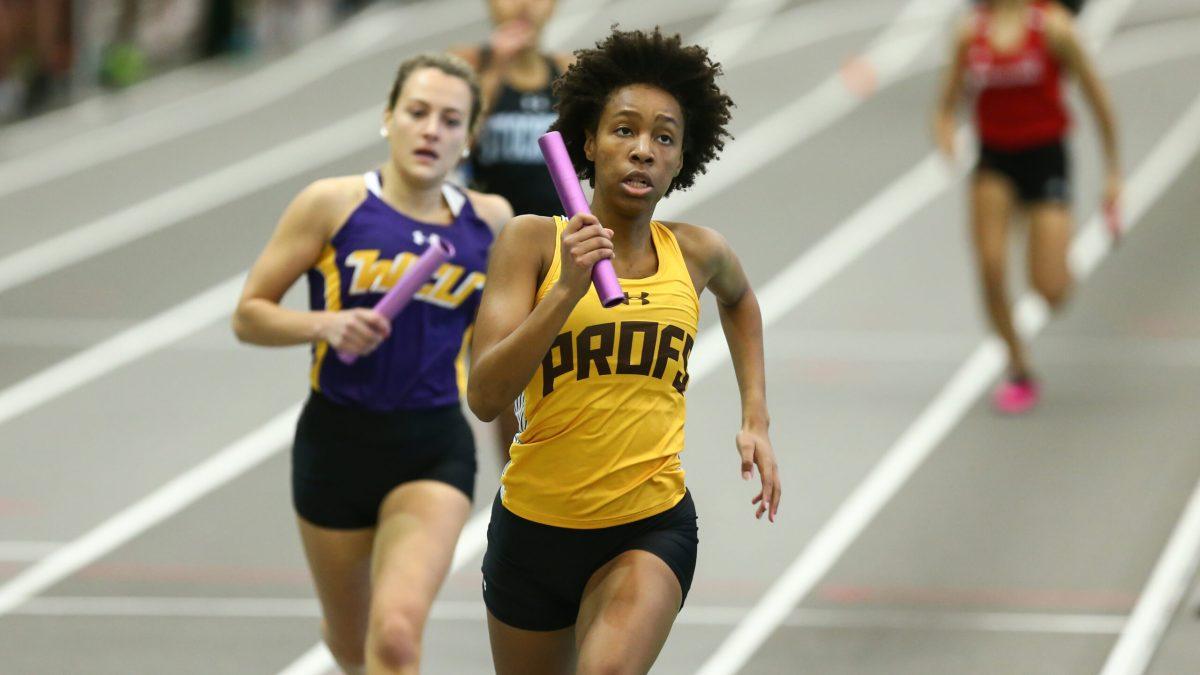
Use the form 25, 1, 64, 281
414, 148, 439, 161
621, 173, 654, 196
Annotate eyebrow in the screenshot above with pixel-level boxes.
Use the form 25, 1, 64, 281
612, 109, 680, 127
404, 97, 466, 114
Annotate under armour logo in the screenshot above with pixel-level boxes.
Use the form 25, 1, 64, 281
413, 230, 441, 248
622, 291, 650, 305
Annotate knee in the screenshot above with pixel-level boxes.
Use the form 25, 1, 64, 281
1034, 277, 1071, 310
370, 607, 422, 670
577, 655, 632, 675
322, 620, 366, 673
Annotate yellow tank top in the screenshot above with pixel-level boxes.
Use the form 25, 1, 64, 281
502, 218, 699, 528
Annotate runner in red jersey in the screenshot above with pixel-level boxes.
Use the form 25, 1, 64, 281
934, 0, 1121, 413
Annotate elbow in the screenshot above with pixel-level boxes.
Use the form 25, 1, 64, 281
230, 305, 255, 344
466, 383, 499, 423
231, 313, 248, 343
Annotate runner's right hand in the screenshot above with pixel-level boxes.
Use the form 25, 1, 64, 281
556, 213, 614, 302
320, 308, 391, 356
489, 19, 536, 66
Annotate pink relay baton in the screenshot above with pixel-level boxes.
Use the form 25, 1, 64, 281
337, 236, 456, 365
537, 131, 624, 308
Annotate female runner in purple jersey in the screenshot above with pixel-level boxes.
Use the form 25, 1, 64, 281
232, 53, 511, 675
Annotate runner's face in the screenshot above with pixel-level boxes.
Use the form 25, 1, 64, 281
488, 0, 556, 33
384, 68, 473, 184
585, 84, 685, 215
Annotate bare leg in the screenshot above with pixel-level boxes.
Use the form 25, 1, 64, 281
574, 551, 682, 675
365, 480, 471, 674
296, 518, 374, 674
1027, 202, 1074, 311
486, 610, 576, 675
971, 171, 1029, 379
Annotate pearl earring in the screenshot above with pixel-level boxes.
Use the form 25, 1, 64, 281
461, 148, 470, 159
379, 126, 388, 138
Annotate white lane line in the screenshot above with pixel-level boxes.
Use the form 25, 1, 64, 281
1096, 94, 1200, 675
0, 275, 245, 428
5, 1, 1187, 670
693, 0, 793, 64
685, 0, 1167, 379
0, 0, 957, 488
1101, 475, 1200, 675
277, 507, 491, 675
723, 0, 938, 70
273, 3, 961, 673
0, 0, 481, 201
0, 404, 301, 616
0, 0, 835, 299
1099, 15, 1200, 74
779, 608, 1127, 635
9, 595, 1126, 634
15, 596, 322, 618
0, 542, 60, 562
765, 330, 1200, 368
277, 17, 1200, 673
659, 0, 962, 226
697, 24, 1200, 675
0, 107, 376, 296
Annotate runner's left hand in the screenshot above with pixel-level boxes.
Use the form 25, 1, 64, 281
737, 427, 781, 522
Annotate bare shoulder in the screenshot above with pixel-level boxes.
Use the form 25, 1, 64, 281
1042, 3, 1078, 50
498, 213, 558, 248
952, 13, 975, 50
490, 214, 558, 283
660, 220, 729, 271
465, 189, 515, 233
291, 174, 366, 237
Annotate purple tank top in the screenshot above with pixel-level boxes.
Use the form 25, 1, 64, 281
306, 172, 494, 411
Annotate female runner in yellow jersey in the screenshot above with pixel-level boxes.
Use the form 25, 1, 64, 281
467, 28, 781, 675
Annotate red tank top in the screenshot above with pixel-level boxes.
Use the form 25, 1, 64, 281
967, 1, 1069, 150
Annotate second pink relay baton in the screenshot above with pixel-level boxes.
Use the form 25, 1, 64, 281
337, 236, 456, 365
537, 131, 624, 308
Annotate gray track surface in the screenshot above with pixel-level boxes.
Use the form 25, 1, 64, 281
1, 0, 1199, 673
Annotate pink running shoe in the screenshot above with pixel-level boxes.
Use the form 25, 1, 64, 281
993, 378, 1040, 414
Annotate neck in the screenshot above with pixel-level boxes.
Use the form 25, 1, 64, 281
508, 47, 545, 74
590, 192, 654, 258
380, 161, 449, 221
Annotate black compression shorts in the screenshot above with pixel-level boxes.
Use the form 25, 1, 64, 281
976, 139, 1071, 205
291, 392, 476, 529
481, 490, 699, 631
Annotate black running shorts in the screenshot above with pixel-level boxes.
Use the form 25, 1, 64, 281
976, 139, 1071, 205
291, 392, 476, 529
481, 490, 699, 631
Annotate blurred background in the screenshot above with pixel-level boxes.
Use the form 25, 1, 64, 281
1, 0, 1199, 673
0, 0, 380, 123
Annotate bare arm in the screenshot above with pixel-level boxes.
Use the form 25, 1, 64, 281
690, 227, 780, 522
933, 19, 973, 160
1047, 8, 1122, 203
467, 214, 614, 421
231, 180, 390, 355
